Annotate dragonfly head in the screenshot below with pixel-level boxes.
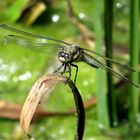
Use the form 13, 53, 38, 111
58, 45, 82, 63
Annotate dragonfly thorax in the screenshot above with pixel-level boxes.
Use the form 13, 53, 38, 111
58, 45, 82, 64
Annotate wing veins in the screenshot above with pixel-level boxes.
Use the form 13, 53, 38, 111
3, 34, 66, 49
83, 52, 139, 88
0, 24, 71, 46
82, 48, 135, 72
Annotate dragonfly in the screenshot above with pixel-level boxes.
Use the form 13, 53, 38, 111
0, 24, 139, 88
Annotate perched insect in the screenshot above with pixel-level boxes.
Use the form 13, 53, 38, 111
0, 24, 139, 88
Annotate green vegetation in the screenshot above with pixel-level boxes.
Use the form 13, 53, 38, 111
0, 0, 139, 140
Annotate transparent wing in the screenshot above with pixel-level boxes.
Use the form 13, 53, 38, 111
0, 24, 70, 51
82, 47, 136, 72
83, 52, 139, 88
2, 34, 66, 52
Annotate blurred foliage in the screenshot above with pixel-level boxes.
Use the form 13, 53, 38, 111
0, 0, 29, 22
0, 0, 139, 140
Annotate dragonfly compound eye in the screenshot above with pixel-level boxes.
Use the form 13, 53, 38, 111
58, 52, 71, 63
60, 52, 65, 57
64, 53, 71, 61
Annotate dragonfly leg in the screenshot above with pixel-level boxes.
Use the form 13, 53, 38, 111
70, 63, 78, 83
61, 64, 67, 75
53, 64, 64, 73
67, 63, 71, 79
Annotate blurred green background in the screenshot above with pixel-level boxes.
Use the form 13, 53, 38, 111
0, 0, 139, 140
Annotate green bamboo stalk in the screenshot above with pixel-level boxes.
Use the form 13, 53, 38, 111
104, 0, 118, 126
129, 0, 139, 123
93, 1, 109, 128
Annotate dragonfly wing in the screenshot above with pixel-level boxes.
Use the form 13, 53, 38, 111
1, 34, 65, 52
0, 24, 70, 45
0, 24, 68, 51
83, 52, 139, 88
82, 47, 136, 72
